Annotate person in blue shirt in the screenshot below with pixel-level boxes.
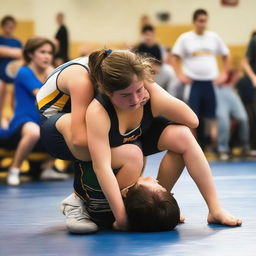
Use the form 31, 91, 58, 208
0, 36, 55, 185
0, 16, 23, 126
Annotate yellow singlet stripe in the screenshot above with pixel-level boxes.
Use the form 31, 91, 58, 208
38, 90, 60, 110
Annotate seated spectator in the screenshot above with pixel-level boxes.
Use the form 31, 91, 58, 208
0, 15, 23, 126
216, 69, 255, 160
0, 37, 67, 185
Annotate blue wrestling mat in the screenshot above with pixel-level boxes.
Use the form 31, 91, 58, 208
0, 152, 255, 256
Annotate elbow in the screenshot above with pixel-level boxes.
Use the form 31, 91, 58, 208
189, 115, 199, 129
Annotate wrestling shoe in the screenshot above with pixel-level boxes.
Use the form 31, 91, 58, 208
40, 167, 69, 180
60, 193, 98, 234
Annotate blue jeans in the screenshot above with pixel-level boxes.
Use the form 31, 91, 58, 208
216, 86, 250, 153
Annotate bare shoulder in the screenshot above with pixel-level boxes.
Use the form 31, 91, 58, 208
58, 64, 91, 93
87, 99, 110, 125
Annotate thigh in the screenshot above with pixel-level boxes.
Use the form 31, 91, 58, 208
55, 113, 91, 161
40, 113, 77, 161
157, 124, 195, 153
110, 143, 143, 169
140, 116, 173, 156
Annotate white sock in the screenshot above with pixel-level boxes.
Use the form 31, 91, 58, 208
9, 167, 20, 175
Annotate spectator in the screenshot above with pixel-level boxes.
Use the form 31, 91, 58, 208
240, 32, 256, 149
54, 12, 69, 66
216, 69, 254, 160
0, 37, 63, 185
0, 15, 22, 126
171, 9, 230, 151
134, 25, 179, 95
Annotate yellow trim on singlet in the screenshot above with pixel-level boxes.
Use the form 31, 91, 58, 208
53, 94, 70, 109
38, 89, 60, 110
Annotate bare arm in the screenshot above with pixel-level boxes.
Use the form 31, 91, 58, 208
170, 54, 191, 84
214, 55, 231, 85
145, 81, 199, 128
242, 57, 256, 87
64, 65, 94, 147
86, 101, 128, 230
0, 46, 22, 58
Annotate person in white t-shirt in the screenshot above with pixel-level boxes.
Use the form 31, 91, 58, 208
171, 9, 230, 151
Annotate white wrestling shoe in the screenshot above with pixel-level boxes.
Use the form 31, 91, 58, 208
40, 167, 69, 181
7, 168, 20, 186
60, 193, 99, 234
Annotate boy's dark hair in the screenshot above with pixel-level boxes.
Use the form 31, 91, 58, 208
141, 25, 155, 34
124, 185, 180, 232
1, 15, 16, 27
192, 9, 208, 21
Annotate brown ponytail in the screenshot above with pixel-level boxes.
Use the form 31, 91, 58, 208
88, 49, 154, 94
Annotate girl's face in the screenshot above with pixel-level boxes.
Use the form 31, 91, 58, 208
30, 43, 53, 70
111, 78, 145, 111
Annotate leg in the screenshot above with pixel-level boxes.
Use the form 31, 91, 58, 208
111, 144, 144, 189
7, 122, 40, 185
55, 113, 90, 161
157, 151, 184, 192
0, 80, 6, 127
62, 144, 144, 234
230, 90, 250, 151
216, 87, 230, 153
157, 125, 242, 226
11, 122, 40, 168
157, 151, 186, 223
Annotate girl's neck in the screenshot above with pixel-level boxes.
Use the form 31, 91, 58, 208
28, 62, 46, 82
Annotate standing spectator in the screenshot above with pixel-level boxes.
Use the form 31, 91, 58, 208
135, 25, 164, 63
216, 69, 253, 160
240, 32, 256, 149
134, 25, 179, 95
171, 9, 230, 151
0, 15, 22, 126
54, 12, 69, 66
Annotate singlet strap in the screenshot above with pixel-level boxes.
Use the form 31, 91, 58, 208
95, 93, 119, 129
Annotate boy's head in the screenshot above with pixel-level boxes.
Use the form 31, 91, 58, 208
141, 25, 156, 46
123, 176, 180, 232
1, 15, 16, 36
192, 9, 208, 34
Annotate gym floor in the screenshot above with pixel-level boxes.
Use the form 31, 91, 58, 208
0, 152, 255, 256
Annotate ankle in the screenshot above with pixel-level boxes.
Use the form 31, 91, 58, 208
9, 167, 20, 175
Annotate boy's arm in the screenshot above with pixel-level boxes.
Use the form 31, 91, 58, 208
171, 54, 191, 85
0, 46, 22, 58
